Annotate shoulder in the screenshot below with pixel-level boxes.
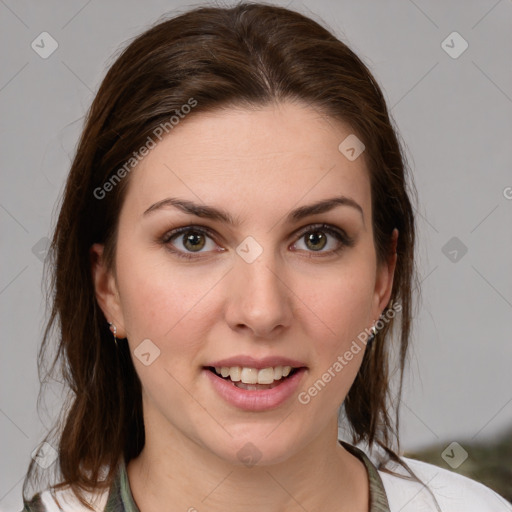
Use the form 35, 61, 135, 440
22, 485, 110, 512
378, 456, 512, 512
21, 461, 115, 512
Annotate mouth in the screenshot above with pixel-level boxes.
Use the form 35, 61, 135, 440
203, 359, 307, 411
205, 365, 302, 391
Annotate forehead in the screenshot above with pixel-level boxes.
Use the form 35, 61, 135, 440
120, 101, 371, 223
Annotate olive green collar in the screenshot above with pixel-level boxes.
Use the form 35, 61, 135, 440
339, 440, 391, 511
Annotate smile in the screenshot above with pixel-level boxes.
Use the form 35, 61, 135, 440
203, 361, 307, 411
210, 365, 298, 389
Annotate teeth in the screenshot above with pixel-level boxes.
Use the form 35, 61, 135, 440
257, 367, 275, 385
229, 366, 241, 382
213, 365, 294, 384
240, 367, 258, 384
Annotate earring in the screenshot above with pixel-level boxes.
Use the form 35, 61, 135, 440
108, 322, 118, 348
367, 323, 377, 347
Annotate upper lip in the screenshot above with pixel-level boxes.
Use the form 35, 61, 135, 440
206, 355, 307, 369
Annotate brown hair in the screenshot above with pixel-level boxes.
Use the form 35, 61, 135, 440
22, 2, 436, 509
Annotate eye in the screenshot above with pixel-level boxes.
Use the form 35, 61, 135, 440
161, 226, 221, 260
291, 223, 354, 256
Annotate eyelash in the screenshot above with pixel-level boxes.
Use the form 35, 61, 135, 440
159, 223, 355, 260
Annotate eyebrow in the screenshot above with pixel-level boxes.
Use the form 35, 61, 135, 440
143, 195, 364, 226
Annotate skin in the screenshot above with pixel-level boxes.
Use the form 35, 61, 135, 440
91, 101, 398, 512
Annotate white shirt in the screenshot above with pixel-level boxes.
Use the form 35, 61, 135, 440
380, 456, 512, 511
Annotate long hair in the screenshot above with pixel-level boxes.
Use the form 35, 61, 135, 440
22, 2, 433, 509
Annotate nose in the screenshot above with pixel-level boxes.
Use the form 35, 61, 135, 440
224, 252, 293, 339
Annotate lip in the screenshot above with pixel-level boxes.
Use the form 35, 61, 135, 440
207, 355, 307, 369
204, 366, 307, 411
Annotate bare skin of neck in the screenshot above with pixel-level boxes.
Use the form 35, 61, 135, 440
126, 421, 370, 512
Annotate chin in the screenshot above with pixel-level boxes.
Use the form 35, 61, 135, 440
201, 426, 304, 468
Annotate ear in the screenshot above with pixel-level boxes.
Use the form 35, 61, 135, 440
371, 228, 399, 321
90, 243, 127, 338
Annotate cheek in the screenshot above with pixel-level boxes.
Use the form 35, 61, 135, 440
295, 275, 373, 411
115, 254, 212, 411
299, 264, 375, 355
115, 242, 222, 352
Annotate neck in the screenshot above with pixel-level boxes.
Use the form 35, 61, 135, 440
126, 419, 369, 512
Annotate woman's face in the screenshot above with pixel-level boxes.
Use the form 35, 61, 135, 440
92, 101, 396, 466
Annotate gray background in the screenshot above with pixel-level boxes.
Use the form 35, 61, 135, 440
1, 0, 511, 510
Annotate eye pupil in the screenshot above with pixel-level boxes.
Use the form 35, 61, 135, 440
183, 232, 205, 251
305, 231, 327, 251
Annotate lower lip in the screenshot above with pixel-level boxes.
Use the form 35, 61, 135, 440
204, 368, 306, 411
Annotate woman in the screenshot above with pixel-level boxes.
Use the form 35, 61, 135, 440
20, 3, 512, 511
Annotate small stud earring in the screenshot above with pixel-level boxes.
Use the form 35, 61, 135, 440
367, 323, 378, 347
108, 322, 118, 348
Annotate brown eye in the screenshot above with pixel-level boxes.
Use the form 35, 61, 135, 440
304, 231, 328, 251
181, 231, 206, 252
161, 226, 219, 259
292, 224, 354, 255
